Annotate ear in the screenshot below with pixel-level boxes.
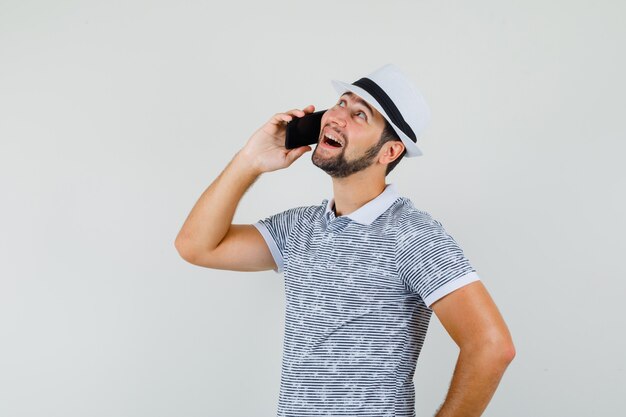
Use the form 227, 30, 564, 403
380, 141, 405, 165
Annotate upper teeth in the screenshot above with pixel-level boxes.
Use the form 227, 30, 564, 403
326, 134, 342, 146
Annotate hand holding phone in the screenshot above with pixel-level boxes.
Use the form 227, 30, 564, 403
238, 106, 317, 174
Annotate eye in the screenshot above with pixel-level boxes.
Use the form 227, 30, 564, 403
335, 99, 367, 121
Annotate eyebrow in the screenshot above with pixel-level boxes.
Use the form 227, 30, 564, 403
341, 92, 374, 118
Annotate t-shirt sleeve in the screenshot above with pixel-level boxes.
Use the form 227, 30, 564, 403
253, 206, 310, 274
395, 211, 480, 308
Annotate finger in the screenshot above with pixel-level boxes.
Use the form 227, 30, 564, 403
269, 110, 303, 126
270, 112, 294, 125
285, 108, 306, 117
270, 105, 314, 125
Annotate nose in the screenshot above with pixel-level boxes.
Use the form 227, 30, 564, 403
325, 107, 347, 128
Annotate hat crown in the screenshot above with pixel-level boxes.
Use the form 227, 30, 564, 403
365, 64, 431, 139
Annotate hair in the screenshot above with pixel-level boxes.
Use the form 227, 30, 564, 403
378, 119, 407, 176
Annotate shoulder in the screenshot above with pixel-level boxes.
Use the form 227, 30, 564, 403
262, 201, 323, 219
392, 200, 457, 256
297, 201, 326, 219
392, 198, 442, 232
256, 202, 323, 236
287, 203, 322, 217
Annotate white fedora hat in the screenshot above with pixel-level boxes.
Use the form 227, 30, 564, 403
331, 64, 431, 157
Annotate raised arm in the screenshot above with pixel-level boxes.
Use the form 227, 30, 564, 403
174, 105, 316, 271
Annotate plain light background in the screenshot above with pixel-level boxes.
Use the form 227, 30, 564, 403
1, 1, 624, 416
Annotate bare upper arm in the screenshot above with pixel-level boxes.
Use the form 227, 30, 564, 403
176, 224, 277, 272
430, 280, 515, 357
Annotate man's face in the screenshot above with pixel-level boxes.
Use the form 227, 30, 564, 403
311, 92, 387, 178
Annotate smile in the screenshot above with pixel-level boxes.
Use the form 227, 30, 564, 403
320, 129, 344, 148
320, 139, 343, 151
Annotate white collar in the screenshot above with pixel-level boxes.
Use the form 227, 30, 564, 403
323, 183, 401, 225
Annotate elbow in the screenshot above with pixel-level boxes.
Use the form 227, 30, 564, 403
174, 238, 196, 263
487, 335, 516, 367
505, 338, 516, 363
498, 339, 516, 366
464, 333, 516, 368
495, 328, 516, 365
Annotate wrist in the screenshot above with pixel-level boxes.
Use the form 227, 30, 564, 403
234, 148, 263, 177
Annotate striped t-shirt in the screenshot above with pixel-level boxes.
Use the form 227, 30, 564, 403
254, 182, 480, 417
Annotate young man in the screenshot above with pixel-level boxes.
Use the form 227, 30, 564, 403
175, 64, 515, 417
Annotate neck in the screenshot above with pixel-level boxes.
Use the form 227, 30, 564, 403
330, 174, 387, 217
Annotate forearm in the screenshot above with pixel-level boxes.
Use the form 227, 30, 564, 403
434, 345, 514, 417
175, 150, 261, 255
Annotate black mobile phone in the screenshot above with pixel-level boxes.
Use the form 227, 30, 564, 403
285, 110, 327, 149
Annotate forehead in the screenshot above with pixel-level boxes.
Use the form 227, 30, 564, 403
340, 92, 379, 117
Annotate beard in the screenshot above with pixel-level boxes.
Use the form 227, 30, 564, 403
311, 138, 384, 178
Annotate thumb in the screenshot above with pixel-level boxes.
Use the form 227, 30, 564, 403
286, 145, 312, 164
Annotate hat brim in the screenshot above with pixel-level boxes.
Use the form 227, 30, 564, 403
331, 80, 423, 157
